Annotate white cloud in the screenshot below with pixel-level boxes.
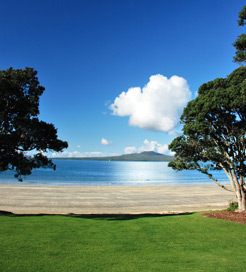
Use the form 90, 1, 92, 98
52, 151, 84, 158
167, 130, 182, 136
101, 138, 112, 145
104, 100, 111, 106
77, 145, 80, 148
138, 139, 174, 155
110, 74, 191, 132
51, 151, 103, 158
84, 152, 103, 157
124, 146, 137, 154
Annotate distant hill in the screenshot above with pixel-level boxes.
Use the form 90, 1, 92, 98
56, 151, 173, 162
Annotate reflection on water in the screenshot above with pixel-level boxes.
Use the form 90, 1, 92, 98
0, 160, 229, 186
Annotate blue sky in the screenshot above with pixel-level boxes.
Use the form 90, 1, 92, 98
1, 0, 244, 157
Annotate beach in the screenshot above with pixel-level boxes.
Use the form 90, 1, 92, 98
0, 184, 236, 214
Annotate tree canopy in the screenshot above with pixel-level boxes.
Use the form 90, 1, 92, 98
0, 67, 68, 181
168, 67, 246, 210
233, 5, 246, 63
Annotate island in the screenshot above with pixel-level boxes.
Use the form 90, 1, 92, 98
55, 151, 174, 162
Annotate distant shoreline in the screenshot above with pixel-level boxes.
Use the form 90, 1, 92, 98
52, 151, 174, 162
0, 181, 231, 187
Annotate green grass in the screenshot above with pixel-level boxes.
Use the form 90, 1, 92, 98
0, 212, 245, 272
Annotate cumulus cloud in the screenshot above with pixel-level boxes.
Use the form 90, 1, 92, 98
138, 139, 171, 154
101, 138, 112, 145
124, 146, 137, 154
51, 151, 103, 158
124, 139, 174, 156
109, 74, 191, 132
84, 152, 103, 157
52, 151, 84, 158
138, 139, 174, 155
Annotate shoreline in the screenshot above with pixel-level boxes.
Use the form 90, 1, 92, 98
0, 180, 230, 187
0, 184, 236, 215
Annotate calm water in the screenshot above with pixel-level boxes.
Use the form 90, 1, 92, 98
0, 160, 229, 186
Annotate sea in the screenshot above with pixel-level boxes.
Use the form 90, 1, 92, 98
0, 160, 229, 186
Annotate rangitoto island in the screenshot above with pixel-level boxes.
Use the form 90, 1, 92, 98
55, 151, 174, 162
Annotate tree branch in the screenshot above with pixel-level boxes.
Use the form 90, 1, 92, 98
196, 165, 234, 192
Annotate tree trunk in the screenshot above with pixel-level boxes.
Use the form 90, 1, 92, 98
236, 187, 246, 211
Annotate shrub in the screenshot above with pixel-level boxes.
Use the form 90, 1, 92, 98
227, 201, 238, 211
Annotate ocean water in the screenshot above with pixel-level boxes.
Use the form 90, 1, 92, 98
0, 160, 229, 186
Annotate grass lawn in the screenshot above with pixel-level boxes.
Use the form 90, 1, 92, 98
0, 211, 245, 272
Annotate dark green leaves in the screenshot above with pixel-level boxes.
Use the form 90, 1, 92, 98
0, 67, 68, 181
238, 6, 246, 26
168, 67, 246, 182
234, 5, 246, 64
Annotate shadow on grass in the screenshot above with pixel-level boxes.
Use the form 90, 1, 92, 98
0, 210, 193, 221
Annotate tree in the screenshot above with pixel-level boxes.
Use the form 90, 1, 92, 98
168, 67, 246, 211
0, 67, 68, 181
233, 5, 246, 63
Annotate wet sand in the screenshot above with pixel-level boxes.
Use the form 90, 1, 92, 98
0, 184, 236, 214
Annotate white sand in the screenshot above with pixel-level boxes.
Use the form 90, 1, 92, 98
0, 184, 236, 214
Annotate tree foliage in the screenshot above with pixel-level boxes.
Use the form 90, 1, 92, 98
0, 67, 68, 181
233, 5, 246, 63
168, 67, 246, 210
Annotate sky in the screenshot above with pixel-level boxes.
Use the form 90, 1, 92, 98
0, 0, 245, 157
